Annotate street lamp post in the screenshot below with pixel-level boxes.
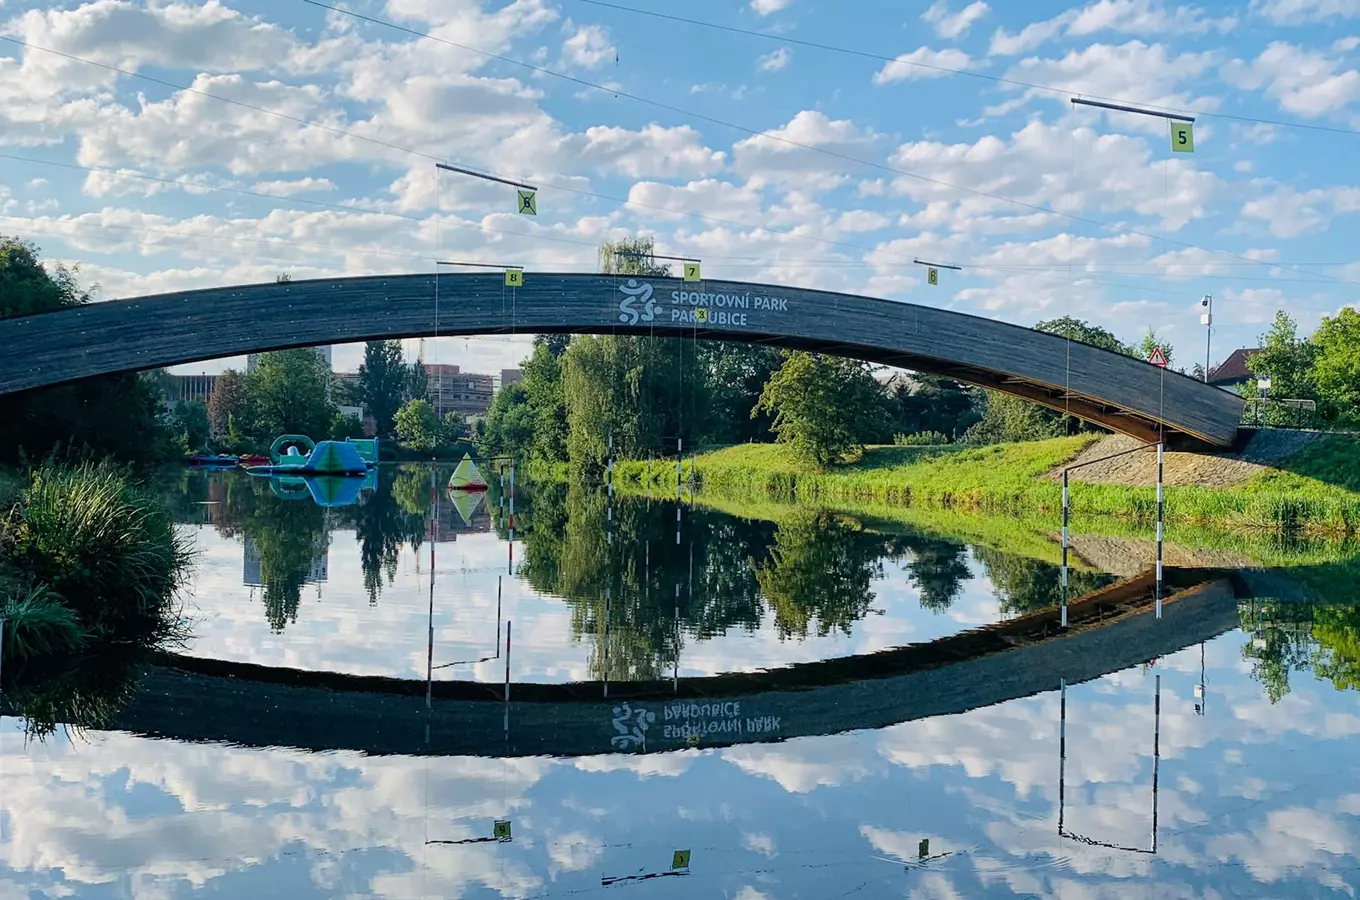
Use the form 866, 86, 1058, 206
1200, 295, 1213, 383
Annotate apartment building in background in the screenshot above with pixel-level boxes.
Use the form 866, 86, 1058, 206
425, 364, 494, 418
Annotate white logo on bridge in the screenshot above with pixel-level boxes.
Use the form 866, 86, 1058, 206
617, 279, 656, 325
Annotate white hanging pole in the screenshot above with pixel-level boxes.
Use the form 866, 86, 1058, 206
1156, 442, 1165, 619
603, 587, 611, 699
676, 438, 682, 545
508, 461, 516, 573
674, 583, 681, 692
1058, 678, 1067, 835
1152, 673, 1161, 853
504, 620, 512, 736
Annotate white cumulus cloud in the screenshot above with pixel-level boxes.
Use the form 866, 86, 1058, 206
873, 47, 980, 84
989, 0, 1235, 56
560, 22, 614, 69
922, 1, 991, 39
757, 47, 791, 72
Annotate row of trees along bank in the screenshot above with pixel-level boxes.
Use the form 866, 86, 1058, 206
480, 238, 1209, 471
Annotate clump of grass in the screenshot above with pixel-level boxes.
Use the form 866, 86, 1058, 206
7, 460, 193, 640
1, 460, 195, 737
1, 581, 85, 656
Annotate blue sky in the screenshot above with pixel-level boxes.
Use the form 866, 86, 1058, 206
2, 0, 1359, 375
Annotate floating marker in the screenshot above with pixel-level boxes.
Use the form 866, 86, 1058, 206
517, 189, 537, 215
1148, 346, 1168, 368
1170, 121, 1194, 153
927, 267, 939, 286
683, 261, 701, 282
505, 268, 524, 287
671, 850, 691, 870
494, 819, 512, 841
918, 839, 929, 860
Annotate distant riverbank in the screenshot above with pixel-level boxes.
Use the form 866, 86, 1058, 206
612, 433, 1360, 534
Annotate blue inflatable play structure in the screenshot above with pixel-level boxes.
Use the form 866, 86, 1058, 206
246, 435, 379, 476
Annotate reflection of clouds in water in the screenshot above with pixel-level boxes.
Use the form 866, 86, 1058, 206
723, 738, 882, 794
5, 628, 1359, 896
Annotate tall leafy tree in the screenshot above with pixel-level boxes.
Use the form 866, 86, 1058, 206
482, 383, 535, 457
522, 337, 570, 463
561, 238, 698, 474
754, 352, 887, 467
245, 349, 337, 442
0, 236, 90, 318
1311, 307, 1360, 422
1035, 316, 1131, 354
406, 359, 428, 404
207, 369, 249, 436
1247, 311, 1317, 401
168, 401, 211, 454
394, 398, 443, 452
357, 340, 409, 436
697, 342, 783, 444
0, 237, 171, 464
887, 375, 980, 441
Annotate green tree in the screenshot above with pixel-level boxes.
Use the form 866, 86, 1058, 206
395, 398, 443, 452
0, 238, 173, 464
358, 340, 410, 436
1247, 311, 1317, 401
559, 238, 706, 474
1312, 307, 1360, 422
167, 401, 211, 454
0, 236, 90, 318
887, 375, 981, 441
329, 412, 367, 441
406, 360, 428, 404
441, 410, 466, 441
522, 337, 570, 463
482, 383, 535, 457
207, 369, 249, 436
1035, 316, 1131, 354
245, 349, 337, 442
963, 392, 1068, 445
1135, 327, 1174, 366
754, 352, 888, 467
697, 342, 784, 444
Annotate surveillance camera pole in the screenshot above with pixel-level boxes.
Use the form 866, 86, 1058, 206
1201, 295, 1213, 383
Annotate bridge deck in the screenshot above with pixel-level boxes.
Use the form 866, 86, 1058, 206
0, 273, 1244, 446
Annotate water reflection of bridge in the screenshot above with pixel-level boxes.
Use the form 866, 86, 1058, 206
21, 568, 1262, 759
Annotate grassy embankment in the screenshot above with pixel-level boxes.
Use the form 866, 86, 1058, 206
614, 434, 1360, 534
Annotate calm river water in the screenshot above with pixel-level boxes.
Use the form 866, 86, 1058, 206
2, 464, 1357, 898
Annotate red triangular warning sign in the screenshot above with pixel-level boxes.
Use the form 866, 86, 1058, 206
1148, 347, 1168, 368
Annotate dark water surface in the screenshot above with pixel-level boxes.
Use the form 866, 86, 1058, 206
2, 465, 1358, 897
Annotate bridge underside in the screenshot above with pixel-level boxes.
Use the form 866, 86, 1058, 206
0, 273, 1245, 447
0, 570, 1249, 757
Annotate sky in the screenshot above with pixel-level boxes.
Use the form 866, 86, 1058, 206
2, 0, 1360, 376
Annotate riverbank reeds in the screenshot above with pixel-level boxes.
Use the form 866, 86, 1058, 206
1, 460, 194, 734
